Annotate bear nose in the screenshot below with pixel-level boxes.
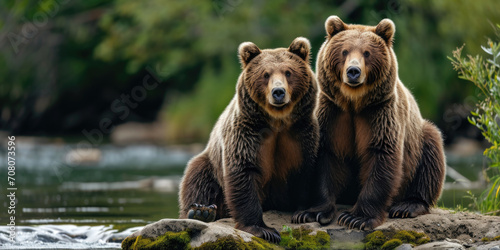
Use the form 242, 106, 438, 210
272, 87, 286, 102
346, 66, 361, 82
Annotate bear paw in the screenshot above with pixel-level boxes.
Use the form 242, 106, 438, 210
389, 201, 429, 218
337, 211, 382, 230
187, 203, 217, 222
292, 209, 335, 225
238, 224, 281, 244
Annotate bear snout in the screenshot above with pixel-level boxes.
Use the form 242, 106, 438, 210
271, 87, 286, 103
346, 66, 362, 84
267, 77, 291, 107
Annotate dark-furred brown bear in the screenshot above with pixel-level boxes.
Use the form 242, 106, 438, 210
179, 37, 319, 243
292, 16, 446, 230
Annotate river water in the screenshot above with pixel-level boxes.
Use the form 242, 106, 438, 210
0, 142, 194, 249
0, 141, 485, 249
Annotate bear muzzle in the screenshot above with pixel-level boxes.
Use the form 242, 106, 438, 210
343, 55, 366, 87
268, 79, 291, 107
346, 66, 363, 86
272, 87, 286, 103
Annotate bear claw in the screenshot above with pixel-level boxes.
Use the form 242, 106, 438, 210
389, 201, 429, 219
337, 211, 379, 230
291, 209, 334, 225
291, 210, 316, 224
238, 225, 281, 244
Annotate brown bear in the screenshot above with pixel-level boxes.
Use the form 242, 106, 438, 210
292, 16, 446, 230
179, 37, 319, 243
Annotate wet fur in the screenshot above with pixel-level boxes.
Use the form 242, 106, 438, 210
293, 16, 446, 230
179, 38, 319, 242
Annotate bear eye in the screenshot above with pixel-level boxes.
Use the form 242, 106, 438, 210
264, 73, 270, 79
342, 50, 348, 56
285, 71, 291, 77
363, 51, 370, 58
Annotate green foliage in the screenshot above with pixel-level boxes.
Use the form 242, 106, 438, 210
161, 58, 240, 142
279, 227, 330, 250
450, 24, 500, 215
0, 0, 137, 132
365, 230, 430, 249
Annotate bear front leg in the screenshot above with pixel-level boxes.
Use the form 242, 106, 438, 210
224, 167, 281, 243
292, 144, 342, 225
179, 154, 226, 220
289, 117, 322, 221
338, 151, 402, 230
338, 111, 403, 230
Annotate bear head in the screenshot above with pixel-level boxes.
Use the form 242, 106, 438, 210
319, 16, 397, 102
238, 37, 314, 119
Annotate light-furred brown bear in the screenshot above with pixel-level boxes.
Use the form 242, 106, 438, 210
179, 37, 319, 243
292, 16, 446, 230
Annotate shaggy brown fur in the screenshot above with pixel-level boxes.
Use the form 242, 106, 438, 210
179, 37, 319, 243
292, 16, 446, 230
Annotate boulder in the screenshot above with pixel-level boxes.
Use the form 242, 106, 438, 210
414, 240, 465, 249
121, 219, 257, 249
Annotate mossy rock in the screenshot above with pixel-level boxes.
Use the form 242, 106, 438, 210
364, 231, 388, 249
415, 236, 430, 245
364, 230, 431, 249
122, 230, 279, 250
407, 231, 427, 239
122, 230, 191, 250
381, 239, 402, 250
194, 236, 279, 250
279, 227, 330, 249
121, 220, 331, 250
481, 235, 500, 242
392, 230, 416, 243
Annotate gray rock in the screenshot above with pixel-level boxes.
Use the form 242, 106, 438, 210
395, 243, 413, 250
415, 240, 464, 250
190, 222, 253, 247
126, 219, 208, 240
472, 242, 500, 250
123, 218, 255, 248
327, 228, 368, 242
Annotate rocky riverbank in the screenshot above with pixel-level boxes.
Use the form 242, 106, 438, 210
122, 209, 500, 249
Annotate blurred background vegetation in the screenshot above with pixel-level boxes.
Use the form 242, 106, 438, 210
1, 0, 499, 144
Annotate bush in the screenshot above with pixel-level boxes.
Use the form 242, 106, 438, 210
450, 24, 500, 215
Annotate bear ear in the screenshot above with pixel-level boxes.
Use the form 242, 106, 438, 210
238, 42, 261, 67
325, 15, 347, 37
288, 37, 311, 61
375, 18, 395, 46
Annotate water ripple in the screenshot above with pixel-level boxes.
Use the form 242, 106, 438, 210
0, 225, 142, 250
